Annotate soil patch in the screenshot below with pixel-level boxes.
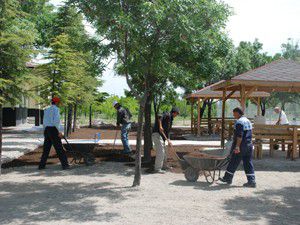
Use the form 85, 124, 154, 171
2, 127, 201, 173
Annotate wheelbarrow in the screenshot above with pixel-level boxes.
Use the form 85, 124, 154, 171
179, 141, 232, 184
62, 138, 99, 166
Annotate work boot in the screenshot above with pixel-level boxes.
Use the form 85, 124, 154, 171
219, 177, 232, 184
243, 182, 256, 188
62, 165, 70, 170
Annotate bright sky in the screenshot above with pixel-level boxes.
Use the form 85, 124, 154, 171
50, 0, 300, 96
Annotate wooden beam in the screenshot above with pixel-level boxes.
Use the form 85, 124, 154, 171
257, 97, 261, 116
224, 90, 236, 101
197, 98, 202, 136
245, 86, 257, 98
221, 90, 226, 148
292, 127, 298, 160
250, 97, 258, 105
190, 100, 194, 133
240, 85, 246, 111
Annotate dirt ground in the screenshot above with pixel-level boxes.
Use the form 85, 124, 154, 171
1, 126, 300, 225
2, 126, 201, 173
1, 156, 299, 225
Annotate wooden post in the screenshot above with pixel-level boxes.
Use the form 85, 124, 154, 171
221, 90, 226, 148
190, 100, 194, 134
197, 98, 202, 136
257, 97, 261, 116
292, 126, 297, 160
240, 85, 246, 112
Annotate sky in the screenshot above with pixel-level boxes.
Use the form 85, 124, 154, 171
50, 0, 300, 96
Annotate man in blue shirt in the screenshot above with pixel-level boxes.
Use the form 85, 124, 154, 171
39, 97, 69, 170
220, 107, 256, 187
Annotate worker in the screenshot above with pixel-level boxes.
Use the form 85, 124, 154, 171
149, 107, 180, 174
274, 107, 289, 125
113, 101, 133, 154
39, 97, 69, 170
220, 107, 256, 188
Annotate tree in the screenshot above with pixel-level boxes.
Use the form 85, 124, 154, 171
73, 0, 232, 186
0, 0, 37, 173
35, 33, 98, 135
19, 0, 57, 47
266, 39, 300, 110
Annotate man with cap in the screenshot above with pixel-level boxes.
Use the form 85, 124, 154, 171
220, 107, 256, 187
113, 101, 132, 154
274, 107, 289, 125
39, 97, 69, 170
150, 107, 180, 173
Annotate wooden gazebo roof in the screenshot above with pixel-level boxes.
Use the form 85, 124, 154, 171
186, 80, 270, 100
212, 59, 300, 92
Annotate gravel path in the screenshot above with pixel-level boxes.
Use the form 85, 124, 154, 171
0, 154, 299, 225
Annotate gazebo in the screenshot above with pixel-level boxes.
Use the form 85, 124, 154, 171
212, 59, 300, 159
186, 80, 270, 136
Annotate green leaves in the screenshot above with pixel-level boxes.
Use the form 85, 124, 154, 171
0, 0, 37, 105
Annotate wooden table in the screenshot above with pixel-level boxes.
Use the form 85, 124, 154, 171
253, 124, 300, 160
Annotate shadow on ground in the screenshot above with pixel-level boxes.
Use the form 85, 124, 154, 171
0, 164, 137, 224
223, 186, 300, 225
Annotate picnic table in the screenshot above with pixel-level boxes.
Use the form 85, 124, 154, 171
253, 124, 300, 160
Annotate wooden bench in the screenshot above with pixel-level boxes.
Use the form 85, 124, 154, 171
253, 124, 300, 160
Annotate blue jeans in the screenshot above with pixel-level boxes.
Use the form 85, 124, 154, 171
121, 123, 132, 153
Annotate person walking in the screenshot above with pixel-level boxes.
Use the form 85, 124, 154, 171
220, 107, 256, 187
113, 101, 132, 154
39, 97, 69, 170
149, 107, 180, 173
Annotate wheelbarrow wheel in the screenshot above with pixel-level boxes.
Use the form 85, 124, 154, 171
83, 153, 95, 166
204, 170, 216, 184
184, 167, 199, 182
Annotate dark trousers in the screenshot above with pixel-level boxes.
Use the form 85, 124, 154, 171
39, 127, 69, 169
224, 151, 255, 183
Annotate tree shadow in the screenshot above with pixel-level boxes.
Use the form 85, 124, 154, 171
223, 186, 300, 225
0, 173, 136, 224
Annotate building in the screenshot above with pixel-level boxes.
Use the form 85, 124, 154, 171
2, 62, 44, 127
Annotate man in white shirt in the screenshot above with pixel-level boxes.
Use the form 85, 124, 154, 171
274, 107, 289, 125
39, 97, 69, 170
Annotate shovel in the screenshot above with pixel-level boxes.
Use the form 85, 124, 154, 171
112, 128, 119, 151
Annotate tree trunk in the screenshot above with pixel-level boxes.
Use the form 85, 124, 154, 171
72, 104, 77, 132
207, 100, 212, 135
200, 100, 208, 118
66, 105, 73, 137
143, 94, 152, 163
260, 98, 266, 116
133, 93, 148, 187
64, 107, 67, 135
0, 104, 3, 175
89, 104, 92, 128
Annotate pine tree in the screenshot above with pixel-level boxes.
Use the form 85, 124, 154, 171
35, 33, 98, 135
0, 0, 37, 173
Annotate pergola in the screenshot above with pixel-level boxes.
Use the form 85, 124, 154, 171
186, 80, 270, 136
212, 59, 300, 149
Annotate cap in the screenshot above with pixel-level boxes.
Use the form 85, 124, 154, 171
52, 97, 60, 104
113, 101, 119, 107
171, 107, 180, 114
